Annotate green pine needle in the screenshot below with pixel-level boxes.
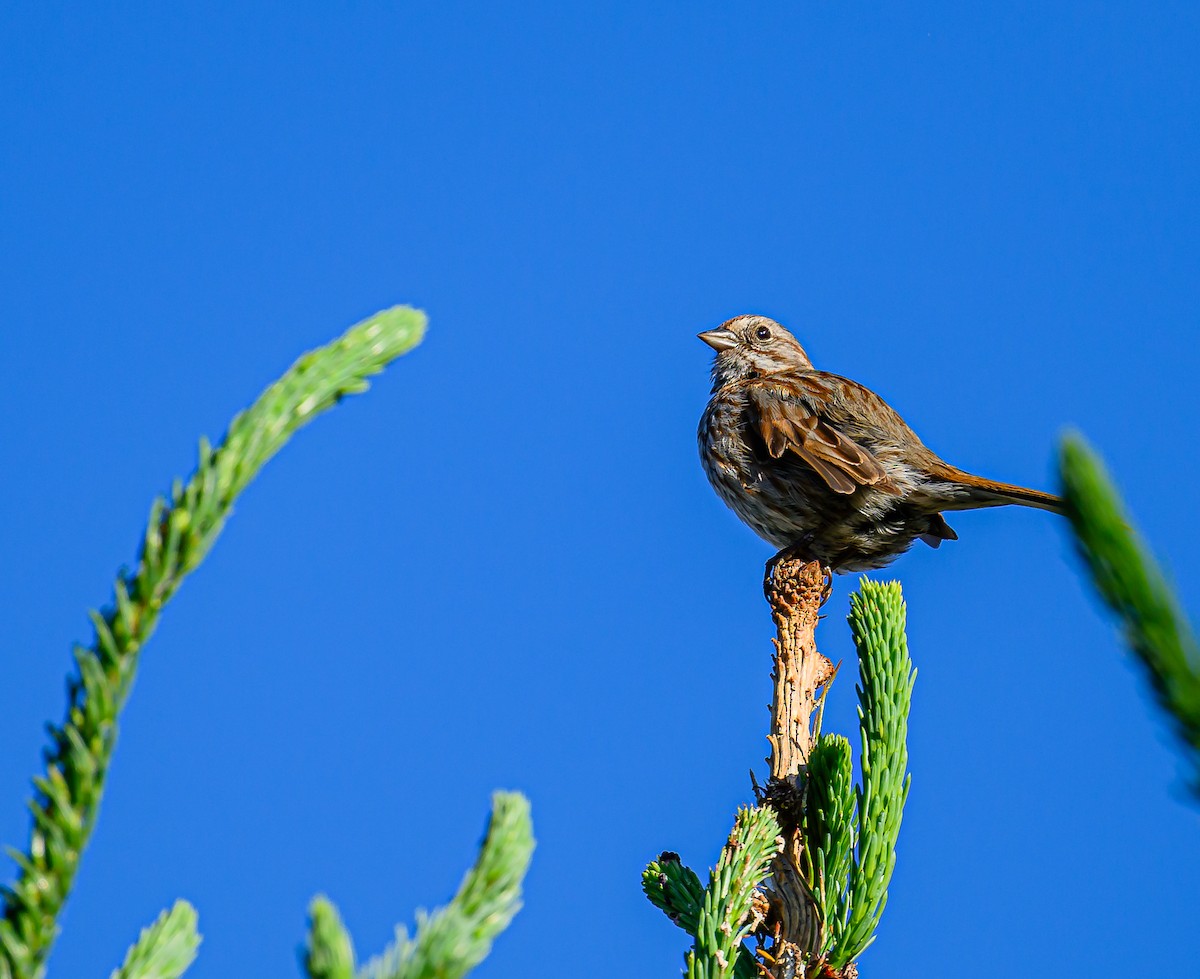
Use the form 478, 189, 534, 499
305, 897, 356, 979
356, 791, 534, 979
804, 732, 856, 956
108, 901, 200, 979
0, 306, 426, 979
685, 806, 782, 979
643, 851, 761, 979
835, 579, 914, 967
642, 853, 706, 936
1060, 433, 1200, 799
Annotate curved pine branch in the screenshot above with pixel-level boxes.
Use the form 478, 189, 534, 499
0, 306, 426, 979
1060, 433, 1200, 799
108, 901, 200, 979
686, 806, 782, 979
353, 791, 535, 979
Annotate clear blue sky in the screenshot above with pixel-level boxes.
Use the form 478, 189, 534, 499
3, 4, 1198, 977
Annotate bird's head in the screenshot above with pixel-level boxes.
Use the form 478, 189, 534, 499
698, 315, 813, 386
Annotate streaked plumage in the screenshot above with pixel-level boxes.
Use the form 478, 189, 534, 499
697, 314, 1062, 571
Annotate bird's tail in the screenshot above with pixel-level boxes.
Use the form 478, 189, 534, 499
938, 468, 1065, 514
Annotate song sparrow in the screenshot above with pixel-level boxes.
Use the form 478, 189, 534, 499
697, 314, 1062, 572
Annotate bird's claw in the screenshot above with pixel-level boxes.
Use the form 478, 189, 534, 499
763, 538, 832, 606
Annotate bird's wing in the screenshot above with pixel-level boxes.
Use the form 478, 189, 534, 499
748, 379, 889, 495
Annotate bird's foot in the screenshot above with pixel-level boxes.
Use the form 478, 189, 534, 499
763, 538, 832, 606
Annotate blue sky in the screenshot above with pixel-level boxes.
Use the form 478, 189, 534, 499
3, 4, 1198, 977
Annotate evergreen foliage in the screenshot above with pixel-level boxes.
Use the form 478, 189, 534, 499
350, 791, 534, 979
642, 854, 706, 937
0, 304, 533, 979
304, 899, 355, 979
644, 579, 914, 976
1060, 433, 1200, 799
644, 808, 781, 979
0, 308, 491, 979
686, 806, 782, 979
803, 733, 854, 957
108, 901, 200, 979
836, 581, 914, 965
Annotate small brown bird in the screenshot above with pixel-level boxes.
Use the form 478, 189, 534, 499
697, 314, 1063, 572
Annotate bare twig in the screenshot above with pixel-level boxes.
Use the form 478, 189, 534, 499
757, 550, 837, 977
765, 554, 836, 781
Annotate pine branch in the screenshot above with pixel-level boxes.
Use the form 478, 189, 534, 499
1060, 433, 1200, 799
644, 852, 760, 979
354, 791, 534, 979
835, 580, 914, 967
685, 806, 782, 979
304, 897, 355, 979
643, 812, 781, 979
644, 564, 913, 977
804, 733, 855, 957
643, 852, 706, 936
108, 901, 200, 979
0, 306, 427, 979
759, 554, 834, 966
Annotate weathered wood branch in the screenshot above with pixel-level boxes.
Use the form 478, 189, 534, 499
756, 551, 851, 979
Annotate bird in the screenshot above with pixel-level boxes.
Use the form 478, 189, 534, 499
697, 314, 1063, 572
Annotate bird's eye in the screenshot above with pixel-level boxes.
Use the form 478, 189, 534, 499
755, 326, 772, 340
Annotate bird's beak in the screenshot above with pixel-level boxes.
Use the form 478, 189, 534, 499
698, 329, 737, 352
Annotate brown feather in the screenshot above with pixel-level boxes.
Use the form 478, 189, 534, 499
749, 384, 889, 495
927, 463, 1065, 514
798, 452, 861, 494
919, 513, 959, 548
